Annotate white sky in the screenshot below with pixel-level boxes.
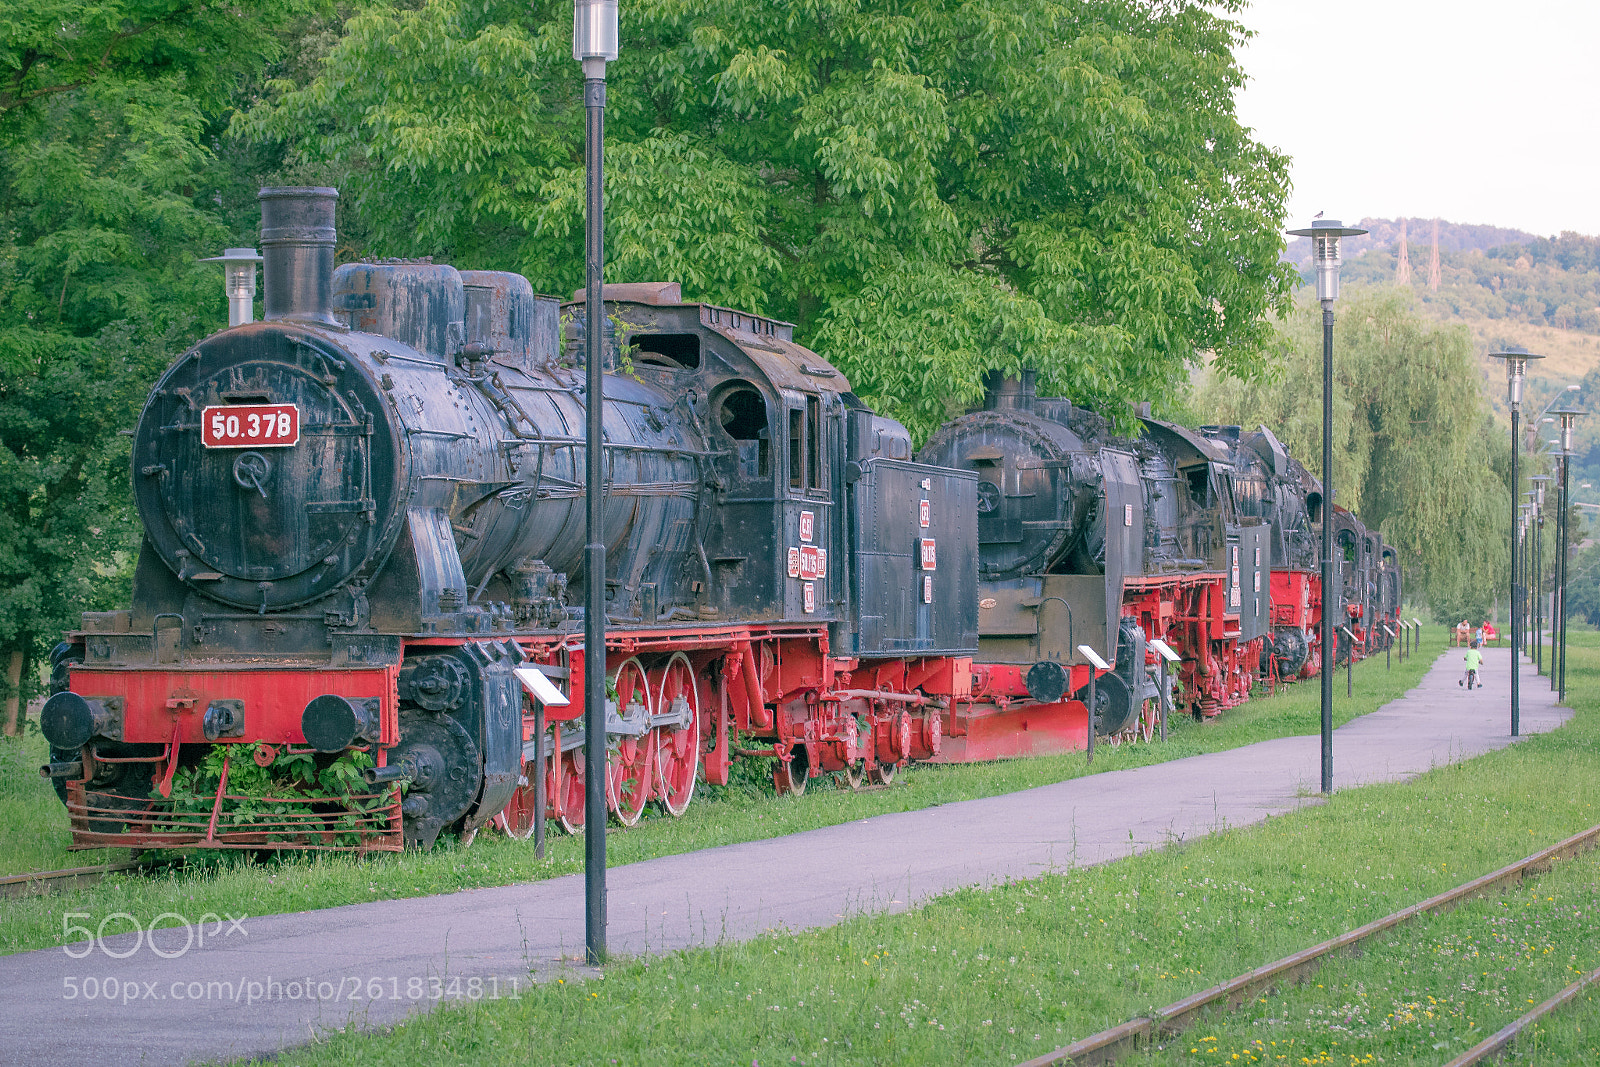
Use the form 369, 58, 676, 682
1235, 0, 1600, 238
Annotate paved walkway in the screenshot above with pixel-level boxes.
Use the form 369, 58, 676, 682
0, 646, 1569, 1066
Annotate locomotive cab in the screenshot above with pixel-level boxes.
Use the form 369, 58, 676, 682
568, 290, 978, 656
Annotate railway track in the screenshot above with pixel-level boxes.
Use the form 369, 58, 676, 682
1020, 822, 1600, 1067
1443, 965, 1600, 1066
0, 861, 145, 900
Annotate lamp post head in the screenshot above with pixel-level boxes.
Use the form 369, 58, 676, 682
1531, 474, 1549, 506
1287, 219, 1368, 306
1550, 406, 1586, 451
1488, 346, 1545, 410
573, 0, 618, 74
199, 247, 264, 328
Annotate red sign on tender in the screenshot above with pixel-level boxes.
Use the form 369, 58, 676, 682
799, 510, 814, 543
919, 499, 930, 528
920, 538, 936, 571
798, 545, 821, 580
802, 581, 816, 613
786, 547, 801, 579
202, 404, 300, 448
922, 575, 933, 604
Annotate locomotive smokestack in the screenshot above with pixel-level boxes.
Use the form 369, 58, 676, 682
259, 187, 340, 327
982, 369, 1036, 412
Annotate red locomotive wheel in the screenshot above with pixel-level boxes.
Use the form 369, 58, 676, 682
841, 760, 866, 790
1139, 699, 1157, 744
496, 767, 540, 840
774, 746, 809, 795
607, 657, 655, 827
653, 653, 701, 817
555, 749, 586, 834
607, 732, 655, 827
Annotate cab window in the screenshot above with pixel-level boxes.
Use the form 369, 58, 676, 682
789, 407, 804, 490
806, 396, 822, 491
718, 387, 770, 479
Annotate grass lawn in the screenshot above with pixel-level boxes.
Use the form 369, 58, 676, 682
224, 630, 1599, 1067
0, 627, 1447, 955
1131, 849, 1600, 1064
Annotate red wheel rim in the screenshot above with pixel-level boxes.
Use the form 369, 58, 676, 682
653, 653, 701, 816
555, 749, 585, 834
607, 733, 654, 826
606, 658, 654, 827
497, 774, 538, 839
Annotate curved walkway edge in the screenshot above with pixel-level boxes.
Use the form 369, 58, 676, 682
0, 646, 1569, 1066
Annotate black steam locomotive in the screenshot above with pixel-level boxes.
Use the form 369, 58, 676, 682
38, 187, 1398, 851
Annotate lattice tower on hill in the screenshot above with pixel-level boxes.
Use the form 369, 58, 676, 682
1396, 218, 1412, 286
1429, 218, 1441, 291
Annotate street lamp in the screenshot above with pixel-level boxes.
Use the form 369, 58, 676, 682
1530, 476, 1549, 674
1551, 406, 1586, 701
1287, 218, 1366, 794
575, 0, 618, 968
1489, 346, 1544, 736
199, 247, 264, 327
1518, 504, 1531, 650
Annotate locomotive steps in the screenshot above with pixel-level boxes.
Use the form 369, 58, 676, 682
0, 642, 1576, 1067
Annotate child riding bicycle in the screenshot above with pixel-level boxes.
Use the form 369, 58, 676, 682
1461, 645, 1484, 690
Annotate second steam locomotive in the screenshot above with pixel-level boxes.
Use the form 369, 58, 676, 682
40, 187, 1400, 851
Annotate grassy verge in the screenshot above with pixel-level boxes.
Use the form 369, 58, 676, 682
0, 627, 1448, 955
1132, 851, 1600, 1064
232, 630, 1598, 1067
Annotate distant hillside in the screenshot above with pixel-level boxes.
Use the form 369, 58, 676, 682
1344, 233, 1600, 337
1284, 217, 1541, 272
1288, 218, 1600, 514
1286, 216, 1600, 372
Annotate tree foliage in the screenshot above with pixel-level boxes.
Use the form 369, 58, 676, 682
0, 0, 314, 727
1562, 541, 1600, 631
0, 0, 1295, 728
240, 0, 1294, 437
1198, 290, 1510, 616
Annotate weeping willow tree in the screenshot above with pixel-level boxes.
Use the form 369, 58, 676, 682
1199, 290, 1509, 617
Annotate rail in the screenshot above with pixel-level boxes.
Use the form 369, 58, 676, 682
0, 861, 146, 900
1442, 966, 1600, 1065
1019, 822, 1600, 1067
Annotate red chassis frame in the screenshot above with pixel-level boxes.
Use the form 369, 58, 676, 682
1270, 569, 1323, 682
60, 624, 974, 849
1122, 572, 1263, 718
508, 624, 970, 829
62, 665, 402, 852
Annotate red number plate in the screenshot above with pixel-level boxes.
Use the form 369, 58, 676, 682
202, 404, 300, 448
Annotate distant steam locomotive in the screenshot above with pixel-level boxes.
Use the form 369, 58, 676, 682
38, 188, 1399, 852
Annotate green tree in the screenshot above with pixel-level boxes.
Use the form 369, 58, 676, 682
1562, 541, 1600, 630
240, 0, 1294, 438
1198, 290, 1510, 616
0, 0, 313, 733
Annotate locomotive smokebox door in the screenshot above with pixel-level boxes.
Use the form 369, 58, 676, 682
845, 458, 978, 655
